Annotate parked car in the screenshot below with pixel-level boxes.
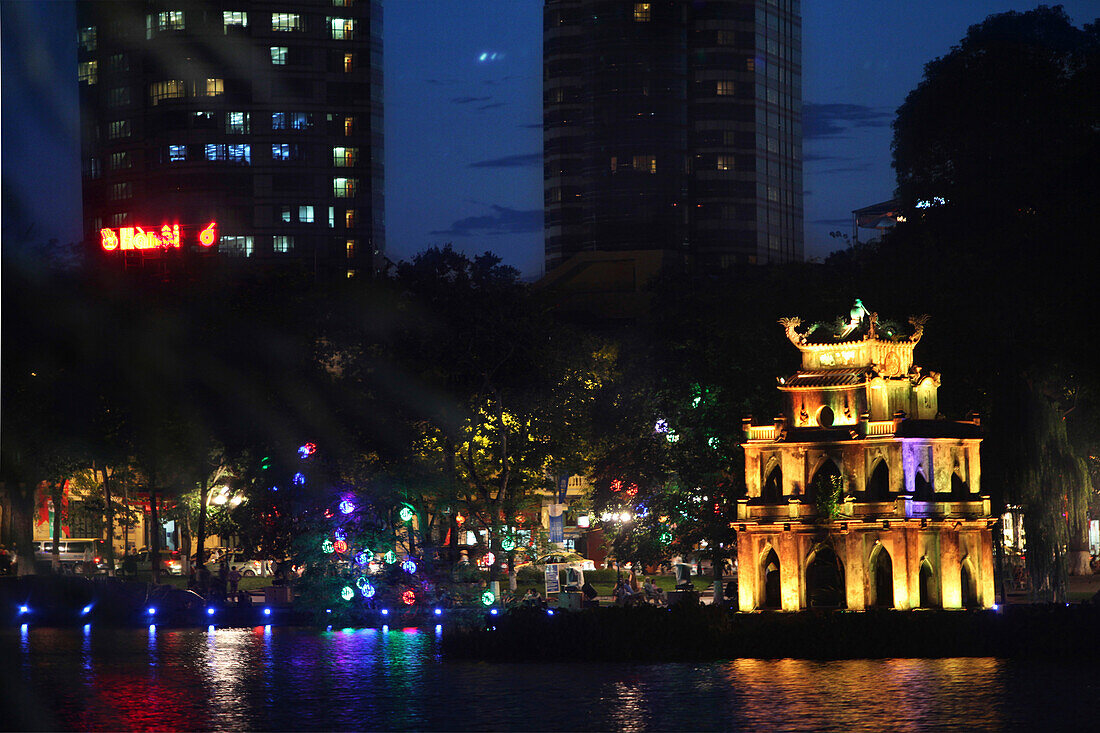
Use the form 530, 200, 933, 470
130, 549, 183, 575
226, 552, 268, 577
517, 552, 596, 571
33, 539, 108, 574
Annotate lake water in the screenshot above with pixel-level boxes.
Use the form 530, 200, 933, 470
2, 626, 1097, 731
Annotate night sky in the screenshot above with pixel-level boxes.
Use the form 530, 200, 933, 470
3, 1, 1097, 277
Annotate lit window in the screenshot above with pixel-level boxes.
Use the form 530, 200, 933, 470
333, 0, 353, 7
632, 155, 656, 173
168, 145, 187, 162
330, 17, 354, 40
273, 235, 293, 253
328, 206, 335, 227
79, 26, 97, 52
346, 269, 357, 279
716, 80, 735, 96
220, 235, 254, 257
345, 239, 356, 258
272, 143, 291, 160
272, 13, 302, 32
271, 46, 288, 65
110, 152, 131, 170
82, 158, 101, 179
345, 209, 357, 227
109, 182, 132, 201
78, 61, 98, 85
149, 80, 186, 105
343, 116, 355, 136
157, 11, 185, 31
343, 53, 354, 72
108, 87, 131, 107
272, 112, 286, 130
226, 112, 250, 134
333, 178, 357, 198
333, 147, 357, 167
299, 205, 315, 223
203, 78, 224, 96
280, 206, 292, 223
107, 120, 130, 139
746, 58, 756, 72
206, 144, 227, 161
767, 186, 779, 202
717, 155, 734, 171
290, 112, 311, 130
108, 54, 129, 73
633, 3, 651, 22
228, 144, 251, 164
223, 11, 248, 32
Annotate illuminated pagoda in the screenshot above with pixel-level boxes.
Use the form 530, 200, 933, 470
735, 301, 994, 611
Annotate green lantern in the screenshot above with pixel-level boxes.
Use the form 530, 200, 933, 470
321, 539, 335, 554
480, 590, 496, 607
399, 505, 414, 522
659, 529, 673, 545
340, 586, 354, 601
384, 550, 397, 564
500, 537, 516, 552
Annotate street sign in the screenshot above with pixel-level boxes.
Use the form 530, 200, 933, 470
544, 563, 561, 595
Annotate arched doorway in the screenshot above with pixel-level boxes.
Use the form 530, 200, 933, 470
951, 471, 969, 497
867, 460, 889, 501
806, 546, 846, 608
808, 459, 841, 505
919, 562, 938, 608
869, 545, 894, 608
961, 561, 979, 608
763, 464, 783, 503
914, 468, 934, 501
760, 548, 781, 609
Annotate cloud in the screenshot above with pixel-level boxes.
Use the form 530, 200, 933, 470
451, 95, 493, 104
803, 102, 892, 139
468, 153, 541, 168
476, 102, 505, 111
430, 205, 542, 237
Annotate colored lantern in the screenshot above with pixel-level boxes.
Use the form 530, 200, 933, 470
659, 529, 673, 545
398, 506, 414, 523
383, 550, 397, 565
402, 590, 416, 606
333, 540, 348, 554
477, 552, 495, 569
500, 537, 516, 552
334, 529, 346, 542
298, 442, 317, 459
355, 576, 368, 589
455, 514, 466, 526
360, 582, 376, 599
321, 539, 335, 554
654, 418, 669, 434
708, 436, 720, 450
480, 590, 495, 607
401, 559, 417, 574
355, 551, 371, 566
666, 432, 680, 444
339, 499, 355, 515
293, 472, 306, 486
340, 586, 354, 601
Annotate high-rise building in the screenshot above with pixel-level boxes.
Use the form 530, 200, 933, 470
77, 0, 383, 278
543, 0, 801, 273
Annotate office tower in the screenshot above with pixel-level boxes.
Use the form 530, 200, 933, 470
544, 0, 801, 273
77, 0, 383, 278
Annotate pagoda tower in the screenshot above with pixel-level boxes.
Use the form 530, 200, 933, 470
736, 301, 995, 611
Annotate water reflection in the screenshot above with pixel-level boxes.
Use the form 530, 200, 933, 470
3, 628, 1098, 731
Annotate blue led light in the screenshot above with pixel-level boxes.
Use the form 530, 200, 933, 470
18, 605, 29, 614
490, 609, 499, 616
147, 607, 156, 615
381, 609, 389, 616
547, 609, 555, 616
81, 605, 92, 616
434, 608, 442, 616
207, 607, 216, 616
264, 607, 272, 616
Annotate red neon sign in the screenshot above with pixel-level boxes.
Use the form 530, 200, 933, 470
100, 221, 217, 252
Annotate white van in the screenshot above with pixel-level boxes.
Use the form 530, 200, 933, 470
33, 538, 109, 574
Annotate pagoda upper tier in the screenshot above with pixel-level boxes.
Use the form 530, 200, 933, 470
775, 300, 939, 427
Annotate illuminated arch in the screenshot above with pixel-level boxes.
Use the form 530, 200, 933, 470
918, 558, 939, 608
960, 556, 979, 608
807, 457, 841, 503
805, 543, 846, 608
867, 457, 890, 501
762, 459, 783, 503
868, 543, 894, 608
758, 546, 781, 609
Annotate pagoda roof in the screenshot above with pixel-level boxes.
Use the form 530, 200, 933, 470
779, 368, 871, 389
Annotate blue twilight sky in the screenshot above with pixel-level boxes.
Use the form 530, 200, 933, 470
3, 1, 1097, 277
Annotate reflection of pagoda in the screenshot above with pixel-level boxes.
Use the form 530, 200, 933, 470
735, 301, 994, 611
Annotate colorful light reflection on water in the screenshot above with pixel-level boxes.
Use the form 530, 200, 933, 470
3, 627, 1100, 731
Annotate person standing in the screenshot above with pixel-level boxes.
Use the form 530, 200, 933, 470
83, 544, 96, 576
228, 566, 242, 596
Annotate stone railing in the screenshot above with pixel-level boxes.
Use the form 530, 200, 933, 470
864, 420, 895, 437
736, 495, 992, 522
746, 425, 778, 441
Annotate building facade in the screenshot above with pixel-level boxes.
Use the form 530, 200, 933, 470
544, 0, 802, 273
78, 0, 383, 278
736, 303, 995, 611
